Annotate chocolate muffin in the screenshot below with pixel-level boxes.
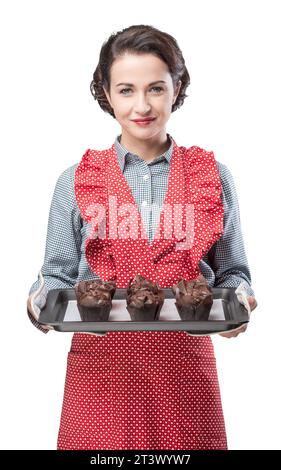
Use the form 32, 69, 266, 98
74, 279, 116, 321
172, 275, 213, 321
126, 275, 165, 321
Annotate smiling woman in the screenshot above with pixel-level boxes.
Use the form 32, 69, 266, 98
90, 25, 190, 161
103, 52, 181, 155
91, 24, 190, 116
27, 23, 256, 451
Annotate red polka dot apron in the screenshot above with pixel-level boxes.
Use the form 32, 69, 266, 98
57, 137, 227, 450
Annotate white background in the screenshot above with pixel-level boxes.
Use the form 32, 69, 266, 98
0, 0, 280, 450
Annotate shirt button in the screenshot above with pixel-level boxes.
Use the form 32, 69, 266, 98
143, 174, 149, 181
142, 200, 148, 207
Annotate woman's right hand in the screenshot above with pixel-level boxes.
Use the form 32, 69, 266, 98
27, 271, 53, 333
26, 296, 52, 332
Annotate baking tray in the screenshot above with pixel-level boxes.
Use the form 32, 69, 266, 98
38, 287, 249, 335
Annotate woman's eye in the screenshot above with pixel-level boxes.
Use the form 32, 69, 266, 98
150, 86, 163, 93
120, 88, 132, 95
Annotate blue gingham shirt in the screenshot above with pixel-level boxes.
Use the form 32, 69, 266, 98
28, 133, 254, 330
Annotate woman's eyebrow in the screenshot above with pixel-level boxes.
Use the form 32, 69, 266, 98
115, 80, 166, 87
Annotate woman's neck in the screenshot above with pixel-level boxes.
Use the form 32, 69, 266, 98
120, 132, 170, 162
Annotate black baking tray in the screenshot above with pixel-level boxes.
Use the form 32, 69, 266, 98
38, 287, 249, 335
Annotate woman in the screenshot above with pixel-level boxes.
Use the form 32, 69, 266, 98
27, 24, 257, 450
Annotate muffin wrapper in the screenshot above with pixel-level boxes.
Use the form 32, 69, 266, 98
194, 299, 213, 320
126, 299, 164, 322
175, 298, 212, 321
77, 303, 112, 322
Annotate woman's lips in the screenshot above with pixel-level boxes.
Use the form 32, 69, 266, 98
132, 118, 156, 126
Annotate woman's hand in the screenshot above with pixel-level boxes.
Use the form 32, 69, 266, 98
220, 296, 257, 338
27, 295, 53, 331
27, 271, 53, 332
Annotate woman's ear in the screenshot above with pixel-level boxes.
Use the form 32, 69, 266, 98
173, 80, 182, 104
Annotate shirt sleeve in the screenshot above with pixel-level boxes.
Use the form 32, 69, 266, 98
205, 162, 255, 297
28, 163, 82, 295
27, 164, 82, 331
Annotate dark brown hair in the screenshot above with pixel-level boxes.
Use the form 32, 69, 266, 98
90, 24, 190, 119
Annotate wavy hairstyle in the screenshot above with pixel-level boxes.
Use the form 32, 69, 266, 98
90, 24, 190, 119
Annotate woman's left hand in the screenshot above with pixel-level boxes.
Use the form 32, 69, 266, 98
219, 296, 257, 338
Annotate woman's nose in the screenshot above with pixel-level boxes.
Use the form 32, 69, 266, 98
133, 93, 152, 113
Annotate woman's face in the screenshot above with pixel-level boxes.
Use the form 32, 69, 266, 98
103, 52, 181, 141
